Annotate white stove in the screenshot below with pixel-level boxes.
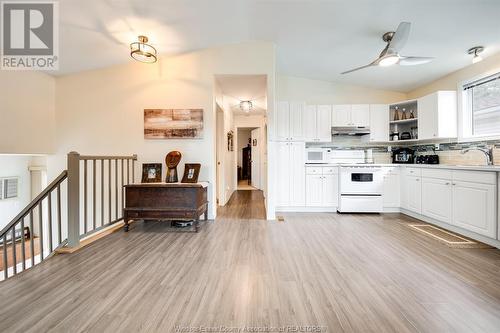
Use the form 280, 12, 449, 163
338, 165, 383, 213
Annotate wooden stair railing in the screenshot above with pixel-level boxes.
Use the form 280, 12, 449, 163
0, 152, 137, 281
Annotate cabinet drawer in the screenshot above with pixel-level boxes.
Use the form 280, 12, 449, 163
306, 167, 322, 175
421, 168, 452, 180
452, 170, 496, 185
322, 167, 338, 175
383, 167, 400, 175
405, 167, 421, 177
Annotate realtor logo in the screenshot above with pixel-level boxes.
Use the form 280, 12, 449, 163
1, 1, 58, 70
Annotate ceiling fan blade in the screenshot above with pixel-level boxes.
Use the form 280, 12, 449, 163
399, 56, 433, 66
341, 63, 375, 74
388, 22, 411, 52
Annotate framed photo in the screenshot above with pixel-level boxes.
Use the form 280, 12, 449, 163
227, 131, 234, 151
141, 163, 162, 183
181, 163, 201, 183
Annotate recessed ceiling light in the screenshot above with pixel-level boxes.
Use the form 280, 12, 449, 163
130, 35, 157, 63
468, 46, 484, 64
239, 100, 253, 112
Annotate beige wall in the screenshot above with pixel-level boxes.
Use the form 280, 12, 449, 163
0, 71, 55, 154
52, 41, 276, 218
277, 75, 407, 104
407, 52, 500, 99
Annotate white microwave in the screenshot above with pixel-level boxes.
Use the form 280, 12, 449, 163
305, 148, 331, 164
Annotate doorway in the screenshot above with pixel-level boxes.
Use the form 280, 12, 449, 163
236, 127, 260, 190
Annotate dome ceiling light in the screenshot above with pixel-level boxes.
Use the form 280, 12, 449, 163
468, 46, 484, 64
239, 100, 253, 112
130, 35, 157, 63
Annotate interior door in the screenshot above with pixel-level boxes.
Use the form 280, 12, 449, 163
251, 128, 260, 189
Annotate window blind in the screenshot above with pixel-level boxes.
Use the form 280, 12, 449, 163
4, 178, 18, 199
464, 73, 500, 136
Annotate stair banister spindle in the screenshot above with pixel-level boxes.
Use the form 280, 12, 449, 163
38, 203, 44, 261
101, 160, 104, 227
93, 159, 96, 231
29, 211, 34, 267
11, 228, 17, 275
115, 160, 118, 221
2, 234, 7, 278
83, 160, 88, 234
57, 184, 62, 245
20, 218, 26, 271
48, 193, 53, 253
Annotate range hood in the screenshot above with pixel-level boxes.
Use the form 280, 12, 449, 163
332, 126, 370, 136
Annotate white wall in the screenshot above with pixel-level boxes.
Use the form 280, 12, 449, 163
0, 71, 56, 154
0, 156, 32, 230
277, 75, 407, 104
50, 41, 276, 218
407, 52, 500, 99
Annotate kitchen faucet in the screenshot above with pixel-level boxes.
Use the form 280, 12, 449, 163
461, 146, 494, 165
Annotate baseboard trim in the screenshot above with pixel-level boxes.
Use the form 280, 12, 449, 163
56, 221, 125, 254
275, 206, 338, 212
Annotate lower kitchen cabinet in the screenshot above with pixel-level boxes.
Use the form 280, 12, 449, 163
382, 168, 400, 208
406, 176, 422, 214
452, 180, 496, 238
421, 178, 452, 223
306, 167, 338, 207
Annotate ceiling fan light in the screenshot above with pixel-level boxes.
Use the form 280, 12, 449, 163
240, 100, 253, 112
130, 35, 157, 63
379, 55, 400, 67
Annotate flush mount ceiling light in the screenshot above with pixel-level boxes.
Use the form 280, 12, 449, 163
468, 46, 484, 64
130, 35, 157, 63
239, 100, 253, 112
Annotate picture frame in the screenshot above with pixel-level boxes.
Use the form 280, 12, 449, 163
181, 163, 201, 183
141, 163, 162, 183
227, 130, 234, 151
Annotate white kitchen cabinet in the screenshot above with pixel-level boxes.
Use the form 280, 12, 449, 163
323, 174, 339, 206
275, 142, 306, 207
304, 105, 332, 142
332, 104, 351, 126
305, 175, 323, 206
306, 167, 338, 207
351, 104, 370, 127
418, 91, 457, 140
452, 181, 496, 238
382, 168, 400, 208
332, 104, 370, 127
422, 178, 453, 223
406, 176, 422, 214
369, 104, 389, 142
304, 105, 317, 141
317, 105, 333, 141
274, 101, 305, 141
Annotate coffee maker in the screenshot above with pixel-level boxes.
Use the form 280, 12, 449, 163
392, 148, 415, 164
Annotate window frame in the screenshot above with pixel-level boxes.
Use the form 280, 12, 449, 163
458, 68, 500, 142
0, 177, 19, 200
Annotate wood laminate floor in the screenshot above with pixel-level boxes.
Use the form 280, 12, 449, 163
1, 194, 500, 332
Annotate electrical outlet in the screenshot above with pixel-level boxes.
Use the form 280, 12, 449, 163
434, 144, 440, 150
387, 146, 392, 152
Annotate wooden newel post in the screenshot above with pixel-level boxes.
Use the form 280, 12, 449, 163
67, 151, 80, 247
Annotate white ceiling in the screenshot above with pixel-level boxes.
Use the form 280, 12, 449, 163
215, 75, 267, 115
58, 0, 500, 92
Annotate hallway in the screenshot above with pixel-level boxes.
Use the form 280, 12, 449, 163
217, 190, 266, 220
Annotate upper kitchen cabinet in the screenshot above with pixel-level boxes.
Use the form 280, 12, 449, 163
418, 91, 457, 140
332, 104, 370, 127
304, 105, 332, 142
274, 101, 305, 141
369, 104, 389, 142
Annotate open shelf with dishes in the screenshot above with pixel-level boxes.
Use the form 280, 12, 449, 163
389, 99, 418, 142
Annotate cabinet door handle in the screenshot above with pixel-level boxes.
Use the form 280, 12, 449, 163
445, 182, 450, 185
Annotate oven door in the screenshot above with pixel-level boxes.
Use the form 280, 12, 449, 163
340, 167, 383, 195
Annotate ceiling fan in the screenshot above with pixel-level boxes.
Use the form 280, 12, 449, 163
341, 22, 433, 74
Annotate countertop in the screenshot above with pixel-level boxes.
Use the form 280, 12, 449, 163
305, 163, 500, 172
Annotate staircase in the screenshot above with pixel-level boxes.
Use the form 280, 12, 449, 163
0, 152, 137, 281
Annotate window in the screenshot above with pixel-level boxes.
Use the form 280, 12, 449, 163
0, 177, 19, 200
463, 72, 500, 137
